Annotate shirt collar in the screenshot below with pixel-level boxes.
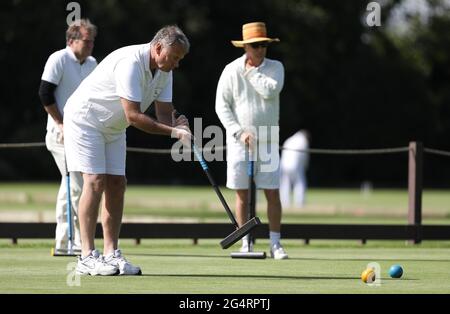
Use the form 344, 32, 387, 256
240, 54, 266, 70
143, 43, 151, 73
65, 46, 80, 63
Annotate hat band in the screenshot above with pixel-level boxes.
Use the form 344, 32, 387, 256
243, 30, 267, 41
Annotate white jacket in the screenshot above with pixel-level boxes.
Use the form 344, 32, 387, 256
215, 54, 284, 149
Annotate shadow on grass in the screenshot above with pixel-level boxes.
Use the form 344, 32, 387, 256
132, 253, 226, 259
138, 273, 418, 281
288, 257, 450, 262
131, 252, 450, 263
139, 273, 359, 280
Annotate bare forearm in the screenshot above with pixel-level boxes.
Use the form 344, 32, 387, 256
44, 104, 63, 125
156, 113, 172, 126
154, 101, 174, 126
128, 112, 174, 135
122, 98, 182, 136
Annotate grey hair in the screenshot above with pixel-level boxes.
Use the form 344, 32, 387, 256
66, 19, 97, 43
150, 25, 190, 53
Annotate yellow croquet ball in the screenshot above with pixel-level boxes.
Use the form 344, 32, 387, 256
361, 268, 376, 283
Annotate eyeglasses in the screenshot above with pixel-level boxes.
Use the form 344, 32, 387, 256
250, 42, 269, 49
79, 39, 95, 44
70, 37, 94, 44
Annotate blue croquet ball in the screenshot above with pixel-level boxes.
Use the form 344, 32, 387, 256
389, 265, 403, 278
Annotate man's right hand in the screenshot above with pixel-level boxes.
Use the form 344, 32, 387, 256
56, 123, 64, 144
239, 131, 255, 150
173, 127, 192, 147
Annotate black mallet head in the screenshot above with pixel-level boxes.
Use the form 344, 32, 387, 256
220, 217, 261, 249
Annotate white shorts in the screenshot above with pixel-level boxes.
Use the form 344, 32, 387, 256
64, 118, 126, 176
226, 142, 280, 190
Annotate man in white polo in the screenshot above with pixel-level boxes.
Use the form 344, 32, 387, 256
38, 19, 97, 255
64, 25, 191, 276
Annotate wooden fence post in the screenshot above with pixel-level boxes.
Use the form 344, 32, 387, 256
408, 141, 423, 244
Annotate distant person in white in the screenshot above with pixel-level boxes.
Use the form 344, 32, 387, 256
280, 130, 310, 208
38, 19, 97, 255
64, 25, 191, 276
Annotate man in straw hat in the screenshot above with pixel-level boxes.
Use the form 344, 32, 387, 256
216, 22, 288, 259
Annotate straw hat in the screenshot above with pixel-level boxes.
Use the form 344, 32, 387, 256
231, 22, 280, 47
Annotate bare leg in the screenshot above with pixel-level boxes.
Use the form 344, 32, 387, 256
264, 189, 282, 232
79, 174, 105, 257
235, 189, 248, 227
102, 175, 126, 256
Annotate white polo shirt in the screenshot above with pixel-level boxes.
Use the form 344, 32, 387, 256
41, 46, 97, 132
64, 43, 172, 134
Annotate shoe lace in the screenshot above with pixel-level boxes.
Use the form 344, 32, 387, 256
80, 253, 101, 266
106, 250, 129, 265
272, 244, 285, 253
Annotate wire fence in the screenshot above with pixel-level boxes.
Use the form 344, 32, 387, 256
1, 141, 449, 157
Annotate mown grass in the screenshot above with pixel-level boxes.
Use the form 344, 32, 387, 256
1, 239, 450, 294
2, 183, 449, 294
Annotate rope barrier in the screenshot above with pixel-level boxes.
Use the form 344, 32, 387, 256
126, 147, 174, 154
424, 148, 450, 157
1, 141, 449, 157
0, 142, 226, 154
126, 146, 226, 154
282, 147, 410, 155
0, 142, 46, 148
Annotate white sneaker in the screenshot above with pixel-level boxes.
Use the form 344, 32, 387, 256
104, 249, 142, 275
76, 250, 119, 276
270, 244, 288, 260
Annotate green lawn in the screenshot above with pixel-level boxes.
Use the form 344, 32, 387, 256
1, 183, 449, 224
0, 240, 450, 294
1, 183, 450, 294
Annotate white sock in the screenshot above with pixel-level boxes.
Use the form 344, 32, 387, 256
270, 231, 281, 247
241, 234, 249, 247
